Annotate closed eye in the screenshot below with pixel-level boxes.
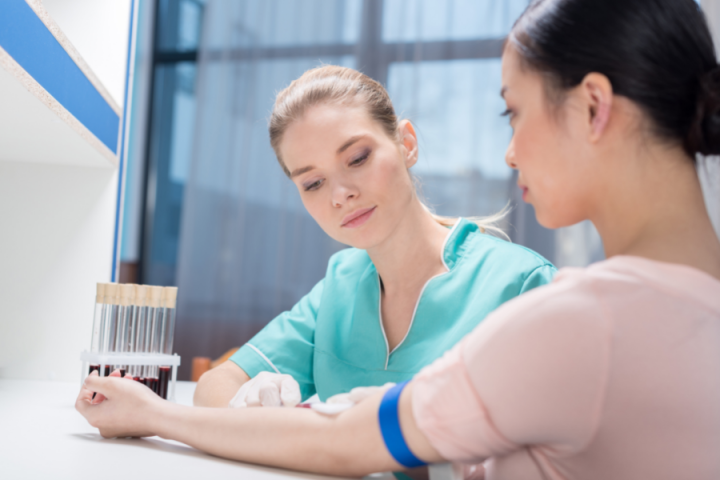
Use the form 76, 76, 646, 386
350, 150, 370, 167
303, 179, 324, 192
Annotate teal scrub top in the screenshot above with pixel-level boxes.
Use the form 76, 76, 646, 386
230, 218, 556, 401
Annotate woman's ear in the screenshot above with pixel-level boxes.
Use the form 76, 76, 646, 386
398, 120, 419, 168
580, 73, 613, 142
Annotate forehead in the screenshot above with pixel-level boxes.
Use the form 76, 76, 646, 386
501, 44, 524, 89
280, 103, 383, 168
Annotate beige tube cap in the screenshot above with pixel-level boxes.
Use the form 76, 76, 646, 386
135, 284, 148, 307
163, 287, 178, 309
148, 285, 164, 308
95, 283, 106, 303
119, 284, 135, 306
104, 283, 120, 305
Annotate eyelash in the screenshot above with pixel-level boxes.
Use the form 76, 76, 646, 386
303, 151, 371, 192
350, 151, 370, 166
304, 179, 323, 192
501, 108, 513, 118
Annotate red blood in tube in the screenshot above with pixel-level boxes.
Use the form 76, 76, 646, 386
147, 377, 158, 395
89, 365, 99, 375
137, 377, 146, 385
158, 367, 170, 400
103, 366, 111, 377
119, 369, 126, 378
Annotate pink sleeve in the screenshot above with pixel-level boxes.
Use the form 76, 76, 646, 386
412, 275, 610, 463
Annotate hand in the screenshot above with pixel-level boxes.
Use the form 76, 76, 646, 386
326, 382, 395, 405
75, 370, 164, 438
228, 371, 301, 408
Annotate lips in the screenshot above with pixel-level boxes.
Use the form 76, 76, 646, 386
518, 184, 529, 201
341, 206, 376, 228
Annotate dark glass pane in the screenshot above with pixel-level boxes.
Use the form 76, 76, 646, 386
156, 0, 204, 52
143, 62, 198, 286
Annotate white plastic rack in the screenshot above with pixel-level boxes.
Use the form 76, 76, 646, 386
80, 351, 181, 402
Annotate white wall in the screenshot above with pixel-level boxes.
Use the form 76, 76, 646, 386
41, 0, 132, 108
0, 162, 117, 381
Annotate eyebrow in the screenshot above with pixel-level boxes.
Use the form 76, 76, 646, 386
500, 86, 508, 98
290, 165, 315, 178
337, 135, 366, 155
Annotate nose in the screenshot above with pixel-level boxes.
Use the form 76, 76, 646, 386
331, 180, 358, 208
505, 139, 517, 170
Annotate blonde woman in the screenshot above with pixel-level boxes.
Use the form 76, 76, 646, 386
191, 65, 555, 408
195, 66, 555, 407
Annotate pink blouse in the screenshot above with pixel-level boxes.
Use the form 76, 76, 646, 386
413, 256, 720, 480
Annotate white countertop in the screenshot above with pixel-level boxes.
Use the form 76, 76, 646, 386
0, 379, 351, 480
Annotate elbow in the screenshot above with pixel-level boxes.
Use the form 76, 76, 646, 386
193, 369, 220, 407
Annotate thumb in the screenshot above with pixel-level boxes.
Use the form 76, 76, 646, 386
84, 373, 116, 398
279, 376, 301, 407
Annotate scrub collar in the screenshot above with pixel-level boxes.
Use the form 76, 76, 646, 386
442, 218, 478, 271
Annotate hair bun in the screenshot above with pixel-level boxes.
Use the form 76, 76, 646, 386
686, 66, 720, 156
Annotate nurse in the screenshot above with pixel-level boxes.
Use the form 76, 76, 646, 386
193, 65, 556, 407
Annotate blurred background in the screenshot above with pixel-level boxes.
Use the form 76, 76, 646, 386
117, 0, 714, 379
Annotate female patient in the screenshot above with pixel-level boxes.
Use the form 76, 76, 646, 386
192, 65, 555, 407
78, 0, 720, 478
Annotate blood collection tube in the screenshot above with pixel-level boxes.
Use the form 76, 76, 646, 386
158, 286, 178, 399
100, 283, 119, 377
114, 284, 134, 376
88, 283, 106, 374
145, 286, 164, 394
131, 285, 148, 382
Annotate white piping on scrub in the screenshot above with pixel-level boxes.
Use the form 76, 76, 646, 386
247, 343, 281, 374
378, 221, 461, 370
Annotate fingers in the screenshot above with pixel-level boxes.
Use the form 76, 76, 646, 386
258, 382, 281, 407
279, 377, 301, 407
326, 393, 352, 404
348, 382, 395, 404
462, 463, 486, 480
228, 376, 257, 408
229, 372, 301, 408
84, 372, 116, 402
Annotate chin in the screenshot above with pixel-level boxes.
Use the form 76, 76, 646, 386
534, 205, 584, 230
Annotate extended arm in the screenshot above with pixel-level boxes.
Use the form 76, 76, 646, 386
77, 373, 444, 477
193, 360, 251, 407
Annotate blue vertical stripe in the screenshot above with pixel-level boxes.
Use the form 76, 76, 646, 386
112, 0, 137, 282
0, 0, 120, 153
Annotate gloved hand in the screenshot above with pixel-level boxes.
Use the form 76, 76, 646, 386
325, 382, 396, 405
228, 371, 301, 408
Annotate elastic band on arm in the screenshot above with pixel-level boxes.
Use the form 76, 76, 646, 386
378, 381, 427, 469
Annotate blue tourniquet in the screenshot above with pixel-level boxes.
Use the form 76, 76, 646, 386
378, 381, 427, 469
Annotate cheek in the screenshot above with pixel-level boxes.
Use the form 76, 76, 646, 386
513, 116, 558, 178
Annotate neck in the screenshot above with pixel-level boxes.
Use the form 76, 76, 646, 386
591, 143, 720, 280
366, 200, 450, 294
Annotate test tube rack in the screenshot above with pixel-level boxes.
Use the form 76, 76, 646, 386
80, 351, 181, 402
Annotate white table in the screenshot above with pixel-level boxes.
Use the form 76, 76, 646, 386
0, 379, 349, 480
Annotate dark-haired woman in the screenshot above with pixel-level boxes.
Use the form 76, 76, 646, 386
76, 0, 720, 478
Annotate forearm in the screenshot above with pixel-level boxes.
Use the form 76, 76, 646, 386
193, 362, 250, 407
153, 393, 402, 476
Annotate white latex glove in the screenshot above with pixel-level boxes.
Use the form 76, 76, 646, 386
325, 382, 396, 405
228, 371, 301, 408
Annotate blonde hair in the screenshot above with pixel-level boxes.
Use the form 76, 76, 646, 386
268, 65, 509, 239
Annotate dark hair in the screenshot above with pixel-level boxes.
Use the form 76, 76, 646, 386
510, 0, 720, 158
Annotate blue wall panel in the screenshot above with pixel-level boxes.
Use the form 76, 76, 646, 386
0, 0, 120, 153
